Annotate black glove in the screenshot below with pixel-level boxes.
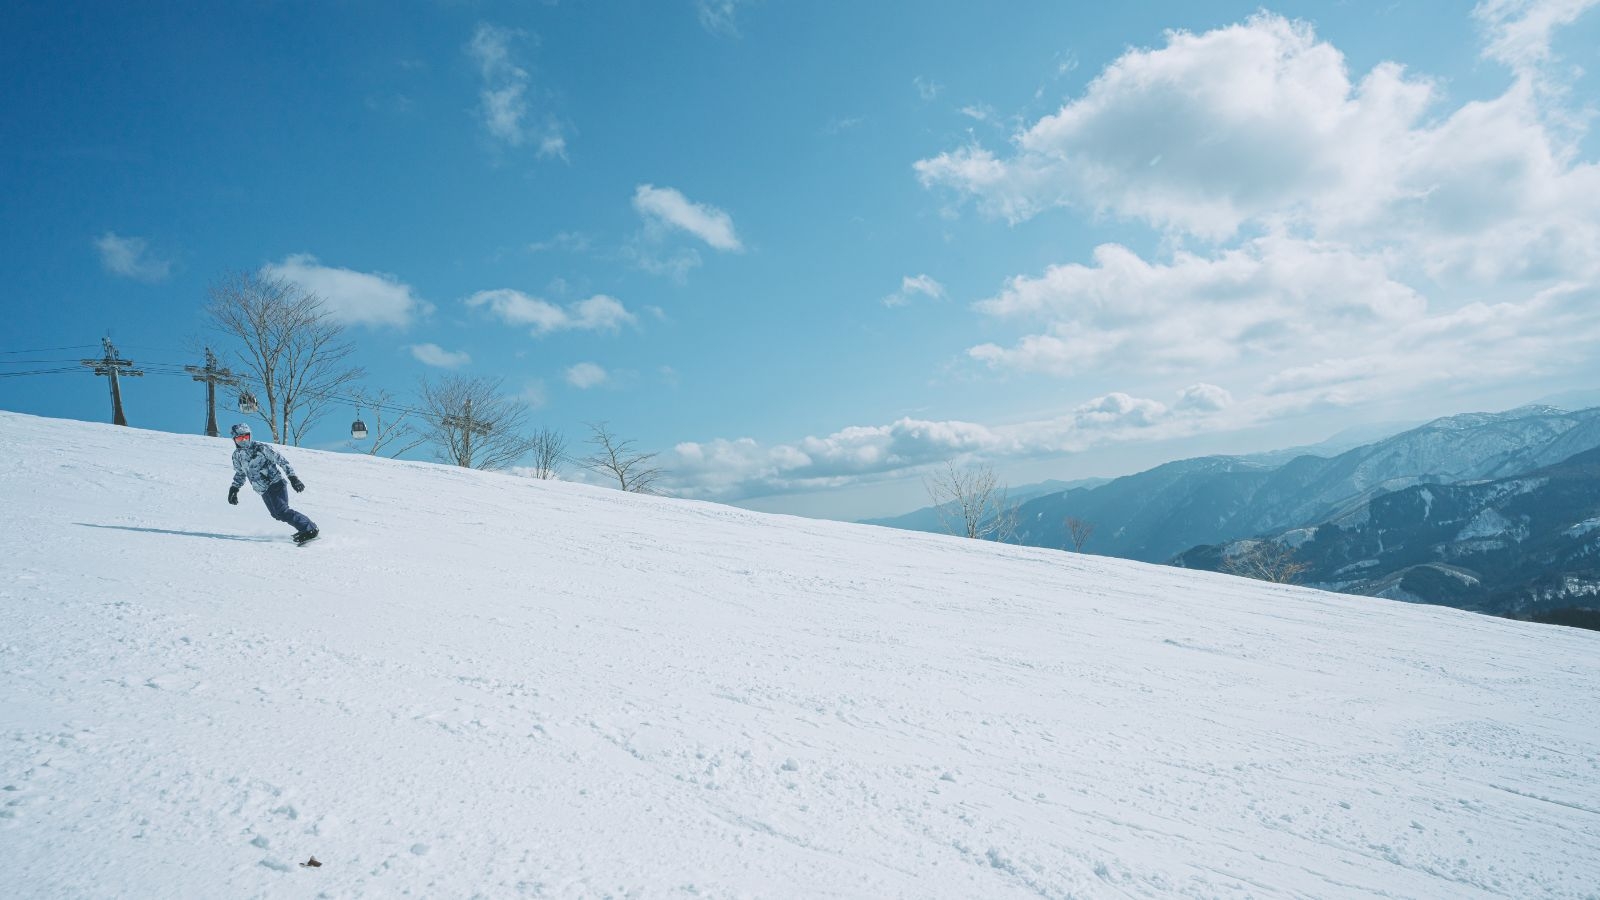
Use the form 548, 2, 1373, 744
289, 475, 305, 493
228, 485, 239, 505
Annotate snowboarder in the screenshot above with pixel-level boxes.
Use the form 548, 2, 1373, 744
227, 423, 319, 545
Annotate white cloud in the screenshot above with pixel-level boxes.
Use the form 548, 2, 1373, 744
914, 76, 943, 101
883, 274, 947, 308
564, 362, 609, 389
915, 12, 1600, 280
94, 233, 171, 282
698, 0, 757, 36
633, 184, 743, 251
466, 289, 637, 336
263, 254, 431, 328
1475, 0, 1600, 76
468, 23, 567, 159
1255, 280, 1600, 408
1176, 383, 1234, 413
963, 233, 1600, 415
916, 9, 1600, 440
408, 343, 472, 369
660, 383, 1242, 501
967, 238, 1425, 376
466, 289, 564, 332
572, 295, 636, 331
538, 132, 568, 160
468, 25, 526, 143
916, 15, 1440, 239
529, 232, 592, 254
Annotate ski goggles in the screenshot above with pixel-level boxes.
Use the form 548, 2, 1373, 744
233, 433, 252, 442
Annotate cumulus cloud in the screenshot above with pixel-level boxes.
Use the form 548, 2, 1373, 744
1256, 280, 1600, 408
667, 418, 999, 499
916, 12, 1600, 278
633, 184, 743, 251
94, 233, 172, 282
659, 384, 1241, 500
468, 23, 567, 159
882, 274, 946, 308
915, 15, 1440, 239
564, 362, 609, 388
465, 289, 637, 337
967, 238, 1425, 376
1475, 0, 1600, 76
918, 9, 1600, 437
263, 254, 432, 328
408, 343, 471, 369
1176, 383, 1234, 413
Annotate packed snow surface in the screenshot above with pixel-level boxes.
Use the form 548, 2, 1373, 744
3, 411, 1599, 898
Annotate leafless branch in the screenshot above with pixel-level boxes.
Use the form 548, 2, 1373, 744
924, 461, 1017, 541
1066, 516, 1096, 553
206, 270, 364, 444
1222, 540, 1311, 584
527, 426, 567, 480
581, 421, 665, 493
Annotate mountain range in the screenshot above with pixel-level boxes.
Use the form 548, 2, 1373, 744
1174, 445, 1600, 616
1012, 405, 1600, 562
875, 404, 1600, 617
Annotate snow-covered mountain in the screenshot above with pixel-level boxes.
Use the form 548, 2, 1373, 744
864, 424, 1410, 538
1175, 446, 1600, 617
1009, 405, 1600, 562
3, 410, 1599, 898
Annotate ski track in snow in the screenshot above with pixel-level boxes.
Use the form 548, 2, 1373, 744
2, 411, 1599, 898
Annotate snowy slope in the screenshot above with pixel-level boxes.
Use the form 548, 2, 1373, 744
2, 411, 1598, 899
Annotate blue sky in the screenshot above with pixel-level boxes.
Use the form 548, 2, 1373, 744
4, 0, 1600, 520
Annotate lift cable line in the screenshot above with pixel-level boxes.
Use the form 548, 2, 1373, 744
6, 359, 426, 418
4, 344, 467, 438
4, 352, 560, 464
0, 367, 87, 378
13, 349, 421, 418
1, 344, 100, 355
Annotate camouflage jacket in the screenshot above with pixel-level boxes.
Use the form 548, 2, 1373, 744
230, 441, 298, 494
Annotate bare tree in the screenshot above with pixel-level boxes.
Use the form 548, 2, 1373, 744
1222, 540, 1311, 584
417, 375, 536, 470
527, 426, 567, 480
581, 421, 664, 493
1065, 516, 1096, 553
348, 387, 427, 458
206, 270, 364, 444
924, 461, 1018, 541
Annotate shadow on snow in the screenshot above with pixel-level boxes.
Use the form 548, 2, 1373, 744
76, 523, 282, 543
